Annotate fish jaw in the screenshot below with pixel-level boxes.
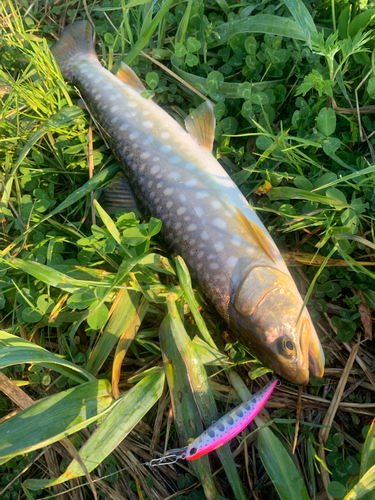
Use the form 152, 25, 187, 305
229, 266, 323, 385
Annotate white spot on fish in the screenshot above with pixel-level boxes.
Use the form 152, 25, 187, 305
164, 188, 174, 196
196, 191, 208, 199
170, 156, 181, 164
190, 239, 196, 245
177, 207, 187, 215
154, 157, 160, 162
161, 132, 170, 139
185, 162, 195, 170
157, 182, 163, 189
147, 181, 153, 188
195, 207, 204, 216
208, 254, 216, 260
198, 243, 206, 248
184, 216, 191, 222
160, 145, 171, 153
128, 102, 136, 107
120, 123, 129, 130
197, 250, 205, 258
211, 200, 222, 209
213, 218, 226, 229
130, 132, 139, 140
111, 116, 119, 123
172, 172, 181, 181
143, 136, 154, 145
95, 93, 102, 99
143, 121, 152, 128
132, 143, 139, 149
227, 256, 238, 268
139, 164, 146, 172
232, 235, 242, 246
209, 263, 220, 270
143, 110, 150, 116
125, 112, 131, 118
214, 241, 224, 252
105, 83, 114, 89
166, 200, 173, 209
201, 231, 209, 241
111, 105, 120, 112
179, 193, 187, 202
151, 166, 160, 175
185, 178, 197, 187
110, 94, 117, 101
175, 222, 182, 230
140, 152, 151, 159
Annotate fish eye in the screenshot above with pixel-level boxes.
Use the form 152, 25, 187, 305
278, 337, 296, 356
189, 447, 197, 456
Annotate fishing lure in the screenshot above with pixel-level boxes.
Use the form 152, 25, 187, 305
148, 378, 278, 466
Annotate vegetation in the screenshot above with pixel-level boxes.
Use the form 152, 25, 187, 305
0, 0, 375, 499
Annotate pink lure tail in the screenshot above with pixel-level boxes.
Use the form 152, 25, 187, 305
185, 378, 278, 460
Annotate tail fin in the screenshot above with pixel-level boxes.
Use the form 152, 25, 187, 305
52, 21, 99, 80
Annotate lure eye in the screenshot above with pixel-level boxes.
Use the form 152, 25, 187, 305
278, 336, 296, 356
189, 447, 197, 456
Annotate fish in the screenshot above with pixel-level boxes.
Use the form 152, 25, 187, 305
52, 21, 324, 385
185, 378, 278, 460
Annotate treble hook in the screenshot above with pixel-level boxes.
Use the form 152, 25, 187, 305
144, 447, 187, 467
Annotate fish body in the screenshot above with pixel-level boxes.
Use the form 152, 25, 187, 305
52, 21, 324, 385
185, 378, 277, 460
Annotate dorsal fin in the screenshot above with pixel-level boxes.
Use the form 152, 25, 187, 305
235, 207, 277, 264
115, 62, 145, 92
185, 101, 215, 151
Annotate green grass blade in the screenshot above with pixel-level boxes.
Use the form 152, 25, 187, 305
0, 380, 113, 461
124, 0, 174, 65
175, 256, 217, 349
268, 186, 348, 207
359, 421, 375, 500
284, 0, 317, 48
208, 14, 304, 49
160, 316, 217, 500
166, 294, 247, 500
24, 370, 165, 490
192, 337, 230, 366
258, 428, 310, 500
0, 331, 94, 383
344, 465, 375, 500
86, 288, 142, 375
5, 258, 96, 293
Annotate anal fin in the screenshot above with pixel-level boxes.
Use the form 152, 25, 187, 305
99, 173, 140, 216
235, 207, 277, 265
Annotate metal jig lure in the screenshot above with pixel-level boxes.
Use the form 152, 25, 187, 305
147, 377, 278, 465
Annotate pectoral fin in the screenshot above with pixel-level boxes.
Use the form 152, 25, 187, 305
185, 100, 215, 151
115, 63, 146, 92
235, 207, 277, 264
99, 173, 140, 216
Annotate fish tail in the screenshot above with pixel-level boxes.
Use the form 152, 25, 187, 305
51, 20, 98, 80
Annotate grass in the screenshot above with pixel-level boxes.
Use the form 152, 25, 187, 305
0, 0, 375, 499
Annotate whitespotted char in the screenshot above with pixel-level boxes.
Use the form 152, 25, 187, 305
52, 21, 324, 385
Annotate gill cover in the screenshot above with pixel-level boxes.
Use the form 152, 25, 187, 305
230, 266, 323, 385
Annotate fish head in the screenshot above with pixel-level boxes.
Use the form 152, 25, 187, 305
229, 266, 324, 385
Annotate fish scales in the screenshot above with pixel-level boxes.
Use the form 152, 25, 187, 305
52, 21, 325, 385
74, 59, 273, 319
